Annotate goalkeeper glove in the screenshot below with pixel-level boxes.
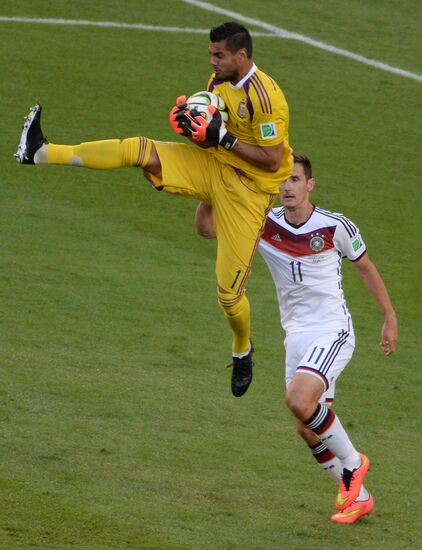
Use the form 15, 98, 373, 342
169, 96, 193, 137
190, 106, 238, 150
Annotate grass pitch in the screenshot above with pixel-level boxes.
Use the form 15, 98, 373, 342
0, 1, 421, 548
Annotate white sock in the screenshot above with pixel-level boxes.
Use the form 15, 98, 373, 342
232, 344, 251, 359
356, 485, 370, 501
309, 442, 370, 500
305, 405, 360, 469
318, 456, 342, 482
34, 143, 49, 164
309, 442, 342, 481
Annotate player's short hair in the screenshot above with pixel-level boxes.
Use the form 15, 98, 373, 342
293, 152, 313, 180
210, 22, 253, 58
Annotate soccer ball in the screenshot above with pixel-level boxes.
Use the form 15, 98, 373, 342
186, 91, 229, 123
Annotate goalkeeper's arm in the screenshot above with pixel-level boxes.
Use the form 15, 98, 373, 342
189, 107, 284, 172
229, 139, 284, 172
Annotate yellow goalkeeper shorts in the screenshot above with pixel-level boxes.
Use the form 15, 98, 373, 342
144, 141, 276, 294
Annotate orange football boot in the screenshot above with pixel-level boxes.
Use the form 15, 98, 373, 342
336, 453, 371, 510
331, 493, 374, 524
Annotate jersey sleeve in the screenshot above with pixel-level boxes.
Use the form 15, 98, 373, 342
333, 216, 367, 261
250, 105, 288, 146
249, 77, 289, 147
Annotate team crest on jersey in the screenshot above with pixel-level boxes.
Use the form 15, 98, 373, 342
309, 235, 325, 252
237, 101, 247, 118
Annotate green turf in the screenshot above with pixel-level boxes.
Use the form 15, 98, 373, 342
0, 1, 421, 548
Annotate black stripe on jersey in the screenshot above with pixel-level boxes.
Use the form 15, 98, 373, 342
319, 330, 349, 376
208, 77, 224, 92
251, 74, 272, 114
315, 207, 358, 236
250, 75, 270, 114
314, 207, 357, 237
268, 76, 278, 92
271, 207, 285, 219
272, 207, 357, 237
242, 80, 255, 121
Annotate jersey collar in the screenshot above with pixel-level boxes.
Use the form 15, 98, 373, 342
230, 63, 257, 89
284, 205, 316, 228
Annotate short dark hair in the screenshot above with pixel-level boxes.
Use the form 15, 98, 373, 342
293, 152, 313, 180
210, 22, 253, 58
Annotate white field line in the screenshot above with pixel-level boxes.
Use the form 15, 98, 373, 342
1, 10, 421, 83
181, 0, 422, 83
0, 16, 275, 37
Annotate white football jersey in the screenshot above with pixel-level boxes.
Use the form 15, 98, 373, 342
259, 206, 367, 334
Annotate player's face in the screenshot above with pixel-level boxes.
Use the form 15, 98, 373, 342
280, 163, 314, 210
209, 41, 244, 82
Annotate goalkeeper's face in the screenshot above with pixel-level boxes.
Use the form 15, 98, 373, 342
209, 40, 246, 83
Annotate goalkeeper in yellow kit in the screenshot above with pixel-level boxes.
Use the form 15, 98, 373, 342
15, 22, 293, 397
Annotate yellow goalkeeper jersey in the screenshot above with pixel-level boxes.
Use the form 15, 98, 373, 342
207, 63, 293, 194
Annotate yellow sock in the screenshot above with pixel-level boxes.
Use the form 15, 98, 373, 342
45, 137, 152, 169
218, 291, 251, 354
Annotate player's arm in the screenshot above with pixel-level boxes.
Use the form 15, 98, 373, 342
190, 109, 284, 172
353, 253, 398, 355
229, 140, 283, 172
171, 105, 283, 172
232, 81, 287, 172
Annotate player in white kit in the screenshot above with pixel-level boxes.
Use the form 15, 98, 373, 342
194, 152, 397, 523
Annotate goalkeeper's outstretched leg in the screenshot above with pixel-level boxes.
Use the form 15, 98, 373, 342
15, 104, 161, 173
15, 103, 267, 400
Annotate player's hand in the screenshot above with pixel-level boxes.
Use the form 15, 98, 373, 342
169, 96, 192, 137
380, 314, 398, 356
190, 106, 237, 150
